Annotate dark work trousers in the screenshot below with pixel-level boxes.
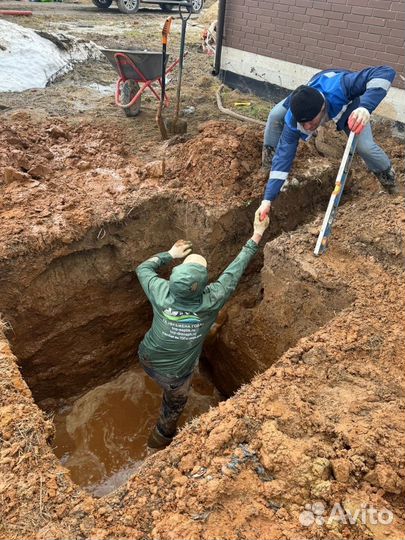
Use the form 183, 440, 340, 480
139, 354, 193, 438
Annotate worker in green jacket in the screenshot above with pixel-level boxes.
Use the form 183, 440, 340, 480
136, 209, 269, 449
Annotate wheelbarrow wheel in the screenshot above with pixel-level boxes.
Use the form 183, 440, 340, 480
116, 0, 140, 13
92, 0, 112, 9
122, 79, 141, 117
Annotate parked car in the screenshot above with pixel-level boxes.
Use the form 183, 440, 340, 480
92, 0, 204, 15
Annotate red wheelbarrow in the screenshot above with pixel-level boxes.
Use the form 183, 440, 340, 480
100, 49, 184, 117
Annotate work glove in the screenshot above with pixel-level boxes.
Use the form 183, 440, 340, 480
254, 208, 270, 236
258, 200, 271, 221
348, 107, 370, 135
168, 240, 192, 259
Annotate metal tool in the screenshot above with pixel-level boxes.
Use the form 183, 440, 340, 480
314, 131, 358, 256
156, 16, 173, 140
167, 3, 191, 134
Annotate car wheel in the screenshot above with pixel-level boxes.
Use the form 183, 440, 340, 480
92, 0, 112, 9
160, 3, 175, 12
189, 0, 204, 13
121, 80, 141, 117
116, 0, 140, 14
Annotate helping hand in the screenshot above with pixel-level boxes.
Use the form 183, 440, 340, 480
348, 107, 370, 135
168, 240, 193, 259
258, 200, 271, 222
254, 208, 270, 236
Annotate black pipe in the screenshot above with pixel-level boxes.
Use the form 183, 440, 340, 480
212, 0, 226, 76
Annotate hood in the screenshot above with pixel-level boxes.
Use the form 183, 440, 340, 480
169, 263, 208, 300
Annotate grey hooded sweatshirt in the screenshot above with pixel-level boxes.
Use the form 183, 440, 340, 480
136, 239, 258, 377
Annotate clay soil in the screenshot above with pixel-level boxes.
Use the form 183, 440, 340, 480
1, 3, 405, 539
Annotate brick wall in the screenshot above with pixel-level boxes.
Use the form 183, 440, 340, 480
223, 0, 405, 88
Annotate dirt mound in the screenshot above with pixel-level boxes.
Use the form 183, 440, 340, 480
164, 120, 263, 201
0, 110, 335, 260
0, 114, 263, 259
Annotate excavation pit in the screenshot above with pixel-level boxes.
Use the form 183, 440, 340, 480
0, 114, 353, 497
3, 114, 403, 540
1, 199, 352, 496
0, 115, 343, 401
1, 178, 353, 496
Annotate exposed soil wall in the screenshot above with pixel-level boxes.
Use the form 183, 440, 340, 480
203, 240, 354, 396
1, 191, 404, 540
204, 122, 405, 396
0, 116, 338, 403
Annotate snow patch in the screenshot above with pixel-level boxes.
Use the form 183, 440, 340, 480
0, 20, 100, 92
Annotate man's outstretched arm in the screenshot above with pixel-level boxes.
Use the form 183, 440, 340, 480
259, 123, 300, 219
206, 210, 269, 310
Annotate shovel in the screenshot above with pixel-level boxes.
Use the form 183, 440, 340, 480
156, 16, 173, 140
167, 3, 191, 135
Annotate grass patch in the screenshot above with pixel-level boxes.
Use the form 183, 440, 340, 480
220, 87, 273, 122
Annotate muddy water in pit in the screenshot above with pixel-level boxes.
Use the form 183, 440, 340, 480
52, 362, 221, 496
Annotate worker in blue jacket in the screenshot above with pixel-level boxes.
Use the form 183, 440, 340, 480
259, 66, 397, 220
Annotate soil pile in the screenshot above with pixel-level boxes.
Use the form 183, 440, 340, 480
0, 114, 266, 259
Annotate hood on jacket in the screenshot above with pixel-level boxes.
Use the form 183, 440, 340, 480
169, 263, 208, 300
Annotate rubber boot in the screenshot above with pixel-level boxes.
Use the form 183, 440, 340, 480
147, 426, 174, 449
375, 166, 398, 194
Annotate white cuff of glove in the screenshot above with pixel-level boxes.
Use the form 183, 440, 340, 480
259, 199, 271, 209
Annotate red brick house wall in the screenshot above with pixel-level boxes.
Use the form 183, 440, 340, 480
223, 0, 405, 88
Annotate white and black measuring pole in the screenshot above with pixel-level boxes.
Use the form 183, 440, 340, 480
314, 130, 358, 256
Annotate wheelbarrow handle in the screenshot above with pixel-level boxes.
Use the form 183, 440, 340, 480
162, 16, 174, 45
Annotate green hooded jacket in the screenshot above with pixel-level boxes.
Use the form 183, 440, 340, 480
136, 239, 258, 377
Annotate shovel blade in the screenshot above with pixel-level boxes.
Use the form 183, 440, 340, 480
166, 117, 188, 135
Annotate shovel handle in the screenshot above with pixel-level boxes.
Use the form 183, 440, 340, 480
179, 2, 192, 21
162, 16, 174, 45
